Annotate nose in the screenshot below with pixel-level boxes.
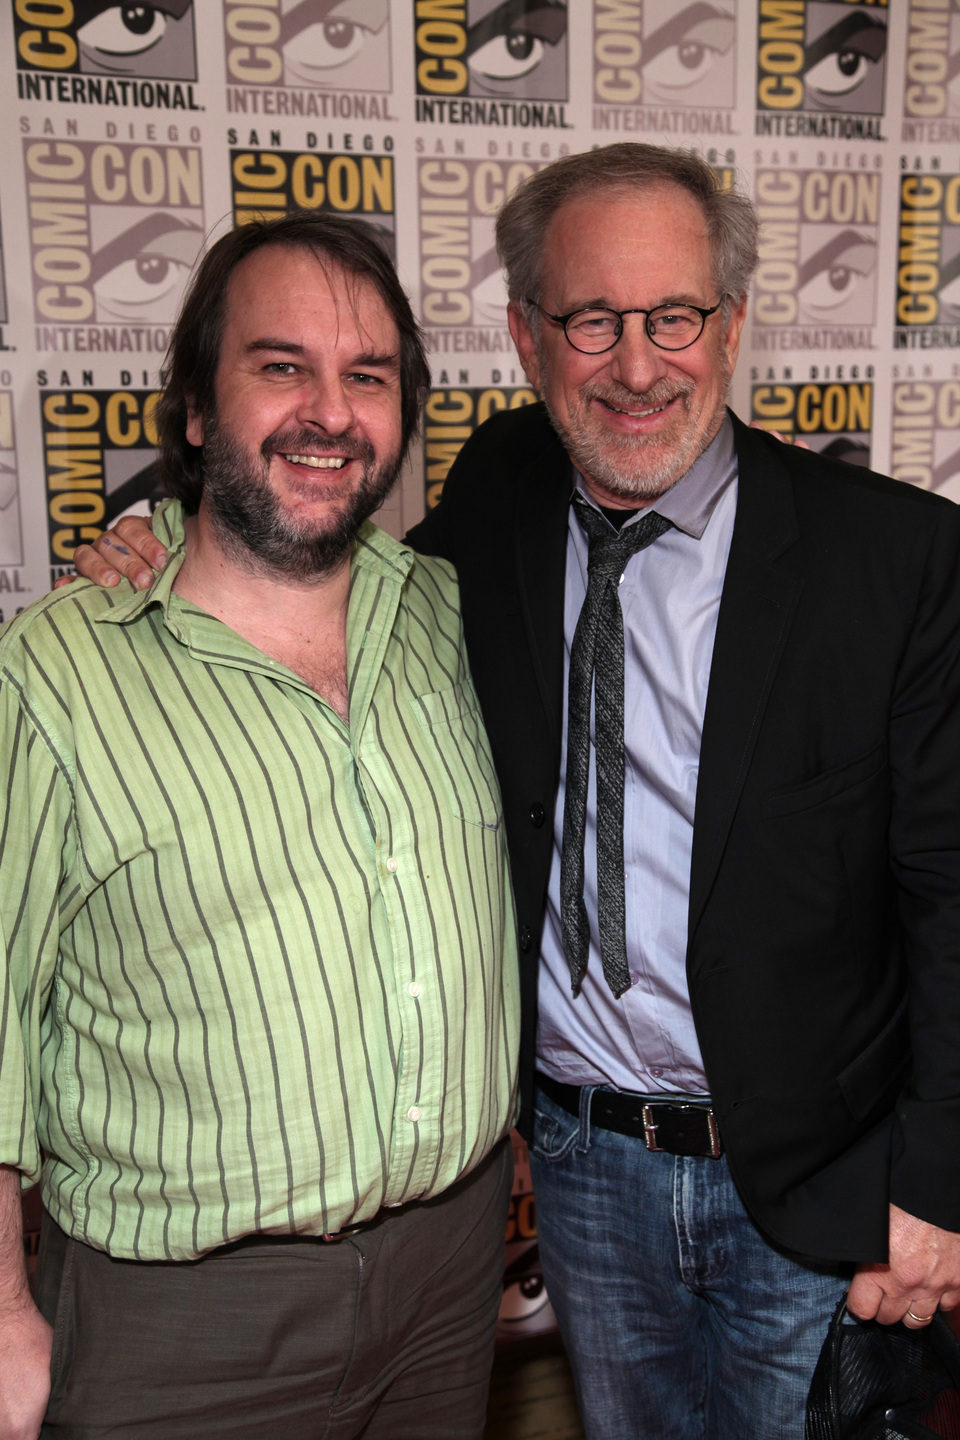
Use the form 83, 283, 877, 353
296, 372, 355, 435
607, 313, 669, 394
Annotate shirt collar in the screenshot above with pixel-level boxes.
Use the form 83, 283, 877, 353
98, 500, 414, 633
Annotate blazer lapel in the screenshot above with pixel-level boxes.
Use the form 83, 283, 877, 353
688, 420, 804, 941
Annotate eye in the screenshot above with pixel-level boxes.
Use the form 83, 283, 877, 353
797, 234, 876, 320
77, 5, 168, 56
94, 254, 190, 319
288, 19, 370, 71
642, 11, 734, 95
803, 15, 887, 105
91, 216, 201, 323
469, 32, 545, 82
804, 48, 871, 98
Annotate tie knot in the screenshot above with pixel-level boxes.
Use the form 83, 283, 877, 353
572, 497, 673, 578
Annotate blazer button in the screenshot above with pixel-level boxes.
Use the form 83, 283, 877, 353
529, 802, 546, 828
519, 926, 533, 953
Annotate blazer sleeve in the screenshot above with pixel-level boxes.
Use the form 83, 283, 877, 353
885, 493, 960, 1231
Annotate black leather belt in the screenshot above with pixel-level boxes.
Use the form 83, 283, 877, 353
537, 1072, 722, 1158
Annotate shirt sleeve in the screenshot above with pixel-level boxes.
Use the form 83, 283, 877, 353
0, 671, 74, 1184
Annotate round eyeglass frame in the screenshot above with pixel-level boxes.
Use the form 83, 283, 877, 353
525, 297, 724, 354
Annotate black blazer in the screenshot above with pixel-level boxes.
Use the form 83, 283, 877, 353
407, 403, 960, 1263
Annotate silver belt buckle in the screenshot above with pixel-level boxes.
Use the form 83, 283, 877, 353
641, 1102, 662, 1152
641, 1102, 722, 1159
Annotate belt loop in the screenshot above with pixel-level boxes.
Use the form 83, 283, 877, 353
577, 1084, 596, 1152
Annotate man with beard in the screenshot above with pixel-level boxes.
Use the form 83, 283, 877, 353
0, 214, 518, 1440
72, 146, 960, 1438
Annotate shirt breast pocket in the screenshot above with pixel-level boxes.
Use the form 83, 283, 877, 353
409, 683, 503, 830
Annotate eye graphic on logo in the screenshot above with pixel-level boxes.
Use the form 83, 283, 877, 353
280, 0, 389, 88
642, 2, 734, 104
818, 436, 869, 468
0, 460, 17, 512
466, 0, 567, 97
91, 213, 202, 324
797, 231, 877, 323
75, 0, 194, 76
932, 444, 960, 496
936, 249, 960, 325
471, 31, 544, 82
78, 5, 168, 55
472, 240, 508, 326
802, 12, 887, 112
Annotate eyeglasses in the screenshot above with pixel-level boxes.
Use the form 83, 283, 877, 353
525, 298, 723, 354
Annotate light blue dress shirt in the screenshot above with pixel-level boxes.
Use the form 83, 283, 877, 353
537, 418, 739, 1095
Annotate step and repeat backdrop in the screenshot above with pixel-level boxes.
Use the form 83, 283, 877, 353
2, 0, 955, 1340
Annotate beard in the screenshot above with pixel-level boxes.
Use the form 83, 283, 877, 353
200, 416, 401, 581
541, 362, 731, 504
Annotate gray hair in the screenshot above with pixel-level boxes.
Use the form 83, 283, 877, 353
496, 143, 759, 312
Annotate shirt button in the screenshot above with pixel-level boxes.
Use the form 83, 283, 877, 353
651, 1067, 664, 1078
385, 857, 398, 873
407, 1106, 422, 1123
519, 925, 533, 954
529, 802, 546, 828
629, 971, 640, 986
407, 982, 421, 998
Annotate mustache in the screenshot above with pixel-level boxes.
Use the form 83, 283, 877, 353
260, 428, 374, 464
582, 376, 695, 410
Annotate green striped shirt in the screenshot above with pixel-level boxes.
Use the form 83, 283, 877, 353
0, 502, 519, 1261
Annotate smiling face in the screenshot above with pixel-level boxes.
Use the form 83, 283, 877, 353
186, 244, 403, 578
508, 184, 745, 509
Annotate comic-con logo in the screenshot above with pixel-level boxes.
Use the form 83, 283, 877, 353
904, 0, 960, 124
755, 0, 887, 135
753, 166, 879, 348
15, 1, 196, 81
418, 157, 546, 344
25, 138, 204, 349
415, 0, 568, 100
751, 377, 873, 466
230, 146, 395, 231
40, 385, 162, 571
0, 390, 22, 570
424, 386, 537, 509
593, 0, 735, 108
895, 172, 960, 350
223, 0, 390, 90
891, 379, 960, 501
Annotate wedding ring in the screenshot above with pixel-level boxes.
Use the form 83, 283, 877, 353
906, 1309, 935, 1323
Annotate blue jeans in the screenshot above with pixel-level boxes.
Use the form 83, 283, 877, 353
530, 1085, 850, 1440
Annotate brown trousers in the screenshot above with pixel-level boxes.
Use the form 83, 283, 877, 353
36, 1139, 511, 1439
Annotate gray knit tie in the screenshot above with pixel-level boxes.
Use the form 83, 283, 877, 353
560, 498, 673, 997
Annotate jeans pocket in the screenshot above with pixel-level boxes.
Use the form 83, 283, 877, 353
530, 1096, 582, 1163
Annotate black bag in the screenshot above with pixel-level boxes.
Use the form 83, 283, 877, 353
806, 1299, 960, 1439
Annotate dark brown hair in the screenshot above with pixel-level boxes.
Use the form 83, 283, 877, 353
156, 212, 430, 511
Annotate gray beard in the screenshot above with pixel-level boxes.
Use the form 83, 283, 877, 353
540, 371, 729, 503
200, 417, 400, 581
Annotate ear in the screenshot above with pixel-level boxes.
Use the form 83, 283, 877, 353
185, 400, 204, 448
722, 297, 747, 373
508, 300, 543, 391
